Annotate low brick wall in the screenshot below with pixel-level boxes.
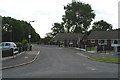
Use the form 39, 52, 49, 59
2, 45, 32, 57
2, 49, 13, 57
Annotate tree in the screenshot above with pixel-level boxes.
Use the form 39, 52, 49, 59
51, 22, 64, 36
92, 20, 113, 31
2, 16, 41, 42
62, 1, 95, 33
43, 33, 53, 45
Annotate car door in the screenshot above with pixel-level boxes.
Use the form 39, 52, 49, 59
4, 43, 10, 51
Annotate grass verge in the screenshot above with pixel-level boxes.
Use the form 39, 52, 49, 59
86, 48, 95, 51
90, 56, 120, 63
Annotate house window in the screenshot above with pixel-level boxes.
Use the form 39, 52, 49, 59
114, 40, 118, 44
98, 40, 107, 45
105, 40, 107, 44
98, 40, 104, 44
91, 39, 95, 43
119, 40, 120, 44
111, 40, 114, 44
111, 40, 119, 44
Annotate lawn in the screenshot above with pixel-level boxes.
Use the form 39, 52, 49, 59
90, 56, 120, 63
86, 47, 95, 51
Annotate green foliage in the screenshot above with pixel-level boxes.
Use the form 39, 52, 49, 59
43, 34, 52, 45
15, 42, 22, 45
2, 16, 40, 42
51, 23, 64, 36
86, 47, 95, 51
90, 57, 120, 63
62, 1, 95, 33
49, 40, 55, 45
22, 39, 28, 45
92, 20, 113, 31
15, 42, 22, 47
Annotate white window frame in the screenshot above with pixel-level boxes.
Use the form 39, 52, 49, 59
91, 39, 95, 43
119, 40, 120, 44
98, 39, 107, 45
111, 39, 120, 44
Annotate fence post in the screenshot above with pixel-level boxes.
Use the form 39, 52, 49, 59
95, 46, 97, 53
85, 45, 87, 51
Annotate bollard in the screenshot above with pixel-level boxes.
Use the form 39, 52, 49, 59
29, 45, 32, 51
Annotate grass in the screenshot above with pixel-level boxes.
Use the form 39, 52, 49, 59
86, 47, 95, 51
90, 56, 120, 63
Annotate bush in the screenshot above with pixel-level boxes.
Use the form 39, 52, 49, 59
15, 42, 22, 47
86, 47, 95, 51
22, 39, 28, 45
49, 40, 55, 45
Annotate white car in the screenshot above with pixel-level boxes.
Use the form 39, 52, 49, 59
0, 42, 18, 54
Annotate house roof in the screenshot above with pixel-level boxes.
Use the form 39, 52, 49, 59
88, 31, 120, 39
53, 33, 85, 41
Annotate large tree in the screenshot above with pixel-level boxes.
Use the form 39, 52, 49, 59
2, 16, 40, 42
62, 1, 95, 33
51, 22, 64, 36
92, 20, 113, 31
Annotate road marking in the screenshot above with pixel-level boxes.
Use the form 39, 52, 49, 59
24, 57, 29, 59
76, 52, 89, 58
86, 66, 96, 71
83, 63, 96, 71
0, 51, 40, 70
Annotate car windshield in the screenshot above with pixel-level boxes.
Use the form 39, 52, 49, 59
0, 43, 4, 47
0, 43, 2, 46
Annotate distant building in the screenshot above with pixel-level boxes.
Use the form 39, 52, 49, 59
87, 31, 120, 53
53, 33, 87, 48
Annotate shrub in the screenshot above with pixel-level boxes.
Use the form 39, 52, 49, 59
22, 39, 28, 45
15, 42, 22, 47
49, 40, 54, 45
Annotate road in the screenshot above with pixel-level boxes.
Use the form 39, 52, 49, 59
2, 45, 118, 78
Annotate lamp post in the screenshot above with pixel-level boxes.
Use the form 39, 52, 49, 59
28, 21, 34, 51
28, 21, 34, 44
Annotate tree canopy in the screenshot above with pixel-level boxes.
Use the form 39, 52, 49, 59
62, 1, 95, 33
92, 20, 113, 31
51, 23, 64, 36
2, 16, 40, 42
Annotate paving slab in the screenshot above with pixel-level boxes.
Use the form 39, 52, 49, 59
2, 51, 39, 68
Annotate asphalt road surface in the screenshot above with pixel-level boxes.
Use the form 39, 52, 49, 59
2, 45, 118, 78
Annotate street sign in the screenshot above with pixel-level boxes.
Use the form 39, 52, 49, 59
28, 35, 31, 38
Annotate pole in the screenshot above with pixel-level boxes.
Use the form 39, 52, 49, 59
28, 21, 34, 50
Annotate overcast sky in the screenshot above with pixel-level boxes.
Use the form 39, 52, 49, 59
0, 0, 119, 38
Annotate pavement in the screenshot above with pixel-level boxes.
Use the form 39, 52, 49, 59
74, 47, 120, 64
74, 47, 119, 57
2, 50, 40, 70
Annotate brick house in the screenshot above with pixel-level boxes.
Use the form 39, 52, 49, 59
53, 33, 87, 48
87, 31, 120, 53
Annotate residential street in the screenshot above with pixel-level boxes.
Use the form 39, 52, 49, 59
2, 44, 118, 78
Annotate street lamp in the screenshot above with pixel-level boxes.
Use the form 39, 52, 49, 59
28, 21, 34, 44
28, 21, 34, 51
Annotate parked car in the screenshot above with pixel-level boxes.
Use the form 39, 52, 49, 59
0, 42, 18, 54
